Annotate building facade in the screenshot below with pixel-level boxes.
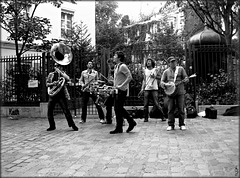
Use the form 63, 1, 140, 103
0, 1, 96, 57
122, 2, 184, 46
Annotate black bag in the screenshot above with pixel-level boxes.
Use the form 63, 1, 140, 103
149, 105, 164, 118
204, 106, 217, 119
127, 106, 144, 119
186, 105, 198, 118
223, 106, 240, 116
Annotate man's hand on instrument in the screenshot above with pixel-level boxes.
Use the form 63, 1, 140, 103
55, 67, 62, 74
150, 73, 155, 78
164, 82, 172, 89
52, 81, 58, 86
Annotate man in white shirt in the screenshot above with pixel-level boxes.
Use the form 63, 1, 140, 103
79, 61, 105, 123
110, 51, 137, 134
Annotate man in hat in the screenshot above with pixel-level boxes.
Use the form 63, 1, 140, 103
46, 43, 78, 131
160, 56, 189, 131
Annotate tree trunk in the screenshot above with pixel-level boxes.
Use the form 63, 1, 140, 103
16, 53, 22, 102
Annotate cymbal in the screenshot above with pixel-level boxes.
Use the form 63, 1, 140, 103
97, 80, 105, 83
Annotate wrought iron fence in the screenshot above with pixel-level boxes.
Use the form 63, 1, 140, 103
0, 54, 43, 106
1, 44, 238, 115
186, 44, 239, 105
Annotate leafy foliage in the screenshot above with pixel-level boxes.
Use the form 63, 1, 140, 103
95, 1, 124, 50
1, 62, 41, 103
61, 21, 94, 52
173, 0, 240, 45
150, 20, 185, 59
197, 69, 237, 105
0, 0, 59, 55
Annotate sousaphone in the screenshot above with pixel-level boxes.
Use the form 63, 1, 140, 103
48, 42, 72, 96
50, 42, 72, 66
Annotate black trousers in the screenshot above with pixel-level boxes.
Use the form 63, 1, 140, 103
47, 91, 75, 128
104, 94, 114, 123
114, 89, 135, 130
81, 91, 104, 121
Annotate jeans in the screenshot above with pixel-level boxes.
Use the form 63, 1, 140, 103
47, 91, 75, 128
167, 94, 185, 127
144, 90, 163, 119
114, 89, 135, 130
81, 91, 104, 121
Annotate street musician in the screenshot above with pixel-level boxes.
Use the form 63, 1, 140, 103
46, 42, 78, 131
78, 61, 105, 124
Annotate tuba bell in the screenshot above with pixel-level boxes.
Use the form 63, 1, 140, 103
48, 42, 72, 96
50, 42, 72, 66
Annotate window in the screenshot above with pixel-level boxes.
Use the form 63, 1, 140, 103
61, 10, 74, 37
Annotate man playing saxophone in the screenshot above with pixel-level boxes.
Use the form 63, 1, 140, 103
46, 43, 78, 131
78, 61, 105, 124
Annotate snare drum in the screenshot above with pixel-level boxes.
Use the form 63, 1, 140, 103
95, 85, 115, 107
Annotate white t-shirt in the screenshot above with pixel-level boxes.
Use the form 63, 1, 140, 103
144, 68, 158, 90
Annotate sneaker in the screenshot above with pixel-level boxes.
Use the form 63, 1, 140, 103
79, 119, 85, 124
180, 126, 186, 130
100, 119, 105, 123
123, 119, 126, 126
167, 126, 174, 131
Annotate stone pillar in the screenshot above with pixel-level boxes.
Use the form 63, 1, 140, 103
40, 102, 48, 118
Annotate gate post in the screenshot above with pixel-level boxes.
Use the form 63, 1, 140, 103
41, 52, 47, 102
100, 48, 110, 78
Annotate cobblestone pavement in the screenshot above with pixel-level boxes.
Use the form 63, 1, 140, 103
1, 114, 239, 177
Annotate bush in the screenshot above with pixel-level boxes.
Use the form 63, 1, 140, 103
197, 69, 237, 105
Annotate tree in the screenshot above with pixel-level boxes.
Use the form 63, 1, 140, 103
0, 0, 74, 102
120, 15, 130, 27
174, 0, 239, 45
62, 21, 94, 52
150, 17, 185, 60
0, 0, 65, 75
181, 6, 204, 41
95, 1, 124, 51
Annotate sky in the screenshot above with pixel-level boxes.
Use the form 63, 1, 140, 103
116, 1, 166, 21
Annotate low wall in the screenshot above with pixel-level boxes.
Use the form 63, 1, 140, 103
1, 102, 48, 118
1, 104, 238, 119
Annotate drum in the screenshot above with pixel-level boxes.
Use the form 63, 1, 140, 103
89, 82, 100, 94
95, 85, 115, 107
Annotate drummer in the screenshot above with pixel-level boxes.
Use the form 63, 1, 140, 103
101, 61, 115, 124
78, 61, 105, 124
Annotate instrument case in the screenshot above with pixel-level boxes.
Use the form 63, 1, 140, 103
205, 106, 217, 119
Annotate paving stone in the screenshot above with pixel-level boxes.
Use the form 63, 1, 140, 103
1, 115, 239, 177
